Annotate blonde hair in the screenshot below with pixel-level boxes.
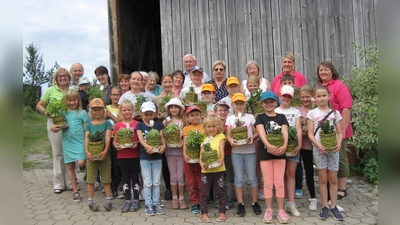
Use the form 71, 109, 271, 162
65, 89, 82, 112
299, 84, 314, 109
212, 60, 226, 70
202, 114, 224, 136
89, 104, 107, 120
282, 52, 296, 63
52, 68, 71, 86
246, 76, 260, 86
118, 100, 134, 120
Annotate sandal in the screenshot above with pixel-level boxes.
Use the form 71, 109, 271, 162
216, 213, 227, 222
337, 189, 347, 200
201, 214, 211, 223
73, 192, 81, 203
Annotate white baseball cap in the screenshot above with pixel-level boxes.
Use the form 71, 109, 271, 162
140, 101, 156, 112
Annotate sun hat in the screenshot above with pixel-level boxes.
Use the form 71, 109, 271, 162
185, 105, 201, 115
164, 97, 185, 110
190, 66, 203, 74
280, 85, 294, 97
214, 100, 230, 110
201, 83, 216, 93
78, 76, 90, 85
232, 93, 247, 103
226, 77, 240, 86
261, 91, 278, 102
140, 101, 156, 112
89, 98, 105, 108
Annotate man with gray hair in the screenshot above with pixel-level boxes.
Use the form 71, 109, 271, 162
182, 54, 210, 88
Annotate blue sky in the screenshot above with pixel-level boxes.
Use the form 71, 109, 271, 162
23, 0, 110, 83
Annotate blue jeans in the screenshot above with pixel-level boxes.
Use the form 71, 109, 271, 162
231, 153, 258, 188
140, 159, 162, 206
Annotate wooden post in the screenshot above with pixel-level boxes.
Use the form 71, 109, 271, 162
108, 0, 121, 85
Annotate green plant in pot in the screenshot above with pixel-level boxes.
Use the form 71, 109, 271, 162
196, 100, 207, 115
291, 86, 301, 107
165, 123, 181, 148
201, 138, 220, 169
134, 95, 147, 117
158, 94, 173, 118
146, 121, 162, 152
185, 85, 198, 104
266, 121, 283, 152
247, 88, 264, 116
87, 85, 104, 102
286, 126, 298, 156
117, 128, 133, 148
45, 98, 69, 129
88, 131, 104, 160
185, 130, 204, 163
231, 116, 248, 145
319, 120, 336, 152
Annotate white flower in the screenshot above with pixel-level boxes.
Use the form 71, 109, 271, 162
166, 116, 171, 122
149, 120, 154, 127
274, 125, 281, 130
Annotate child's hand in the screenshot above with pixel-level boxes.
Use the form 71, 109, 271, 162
46, 113, 52, 118
247, 136, 253, 145
114, 142, 121, 151
179, 140, 183, 148
217, 158, 224, 167
183, 154, 190, 163
229, 138, 238, 147
99, 150, 108, 161
50, 125, 61, 133
293, 146, 301, 156
335, 141, 342, 152
316, 143, 326, 154
200, 162, 207, 170
132, 142, 138, 149
86, 151, 93, 161
276, 146, 286, 156
146, 146, 155, 154
158, 145, 166, 154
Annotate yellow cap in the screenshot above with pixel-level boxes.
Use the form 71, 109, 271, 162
201, 83, 216, 92
89, 98, 105, 108
232, 93, 247, 103
226, 77, 240, 86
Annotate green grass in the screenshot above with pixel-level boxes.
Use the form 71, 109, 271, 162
23, 109, 52, 169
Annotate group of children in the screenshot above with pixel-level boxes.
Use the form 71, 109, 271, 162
50, 71, 344, 224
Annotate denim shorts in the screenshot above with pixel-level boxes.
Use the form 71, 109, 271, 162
286, 153, 300, 163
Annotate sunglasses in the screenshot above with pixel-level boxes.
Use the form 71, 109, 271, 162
214, 68, 224, 72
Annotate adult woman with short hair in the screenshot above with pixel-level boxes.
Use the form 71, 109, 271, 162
206, 60, 229, 102
146, 71, 164, 96
240, 60, 272, 98
118, 74, 131, 94
171, 70, 185, 96
36, 68, 72, 194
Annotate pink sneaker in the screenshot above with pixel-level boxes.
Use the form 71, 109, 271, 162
263, 209, 273, 223
277, 209, 290, 224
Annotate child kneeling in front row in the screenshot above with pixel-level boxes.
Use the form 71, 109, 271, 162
199, 114, 227, 223
84, 98, 113, 212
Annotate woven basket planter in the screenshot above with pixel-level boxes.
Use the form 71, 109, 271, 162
249, 101, 264, 117
88, 141, 104, 160
286, 140, 297, 156
185, 92, 198, 104
267, 133, 283, 149
53, 114, 69, 130
187, 146, 200, 163
166, 130, 181, 148
231, 127, 248, 145
202, 150, 220, 169
134, 102, 144, 117
117, 134, 133, 149
159, 101, 168, 118
196, 102, 207, 115
320, 133, 337, 152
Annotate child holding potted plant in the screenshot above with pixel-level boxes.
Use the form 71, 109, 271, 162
112, 100, 141, 213
50, 90, 89, 203
274, 85, 303, 217
225, 93, 261, 217
200, 83, 216, 115
136, 101, 167, 216
162, 97, 188, 210
84, 98, 113, 212
220, 76, 241, 116
307, 86, 344, 221
118, 71, 154, 109
199, 114, 227, 223
182, 105, 204, 213
255, 91, 290, 224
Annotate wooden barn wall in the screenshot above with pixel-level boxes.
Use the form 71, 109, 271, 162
159, 0, 378, 87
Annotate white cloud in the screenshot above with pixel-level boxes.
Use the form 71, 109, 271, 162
23, 0, 110, 82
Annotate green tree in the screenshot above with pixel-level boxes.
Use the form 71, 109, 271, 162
23, 42, 59, 109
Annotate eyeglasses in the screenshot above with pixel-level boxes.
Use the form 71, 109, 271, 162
214, 68, 224, 72
111, 94, 121, 97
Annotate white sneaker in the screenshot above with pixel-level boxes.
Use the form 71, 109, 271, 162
328, 201, 344, 212
285, 202, 301, 217
258, 190, 265, 201
308, 198, 317, 211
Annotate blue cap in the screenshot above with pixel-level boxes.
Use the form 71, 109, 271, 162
261, 91, 278, 102
190, 66, 203, 73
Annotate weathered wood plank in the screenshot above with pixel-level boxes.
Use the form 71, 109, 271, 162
250, 0, 262, 77
171, 0, 182, 72
209, 0, 219, 72
352, 0, 365, 67
234, 0, 247, 80
291, 0, 303, 75
271, 0, 282, 76
197, 0, 211, 74
216, 0, 229, 75
160, 0, 173, 74
260, 0, 274, 81
180, 0, 191, 67
225, 0, 238, 78
299, 0, 313, 84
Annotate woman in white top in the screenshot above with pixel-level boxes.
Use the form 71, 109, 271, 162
240, 60, 272, 98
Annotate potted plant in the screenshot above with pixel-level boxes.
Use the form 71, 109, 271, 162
165, 123, 181, 148
201, 138, 220, 169
185, 85, 198, 104
266, 121, 283, 152
87, 85, 104, 102
230, 115, 248, 145
247, 88, 264, 116
319, 120, 336, 152
196, 100, 207, 115
117, 127, 133, 148
88, 131, 104, 161
45, 98, 69, 129
145, 120, 162, 152
185, 130, 204, 163
286, 126, 298, 156
134, 95, 147, 117
158, 94, 173, 118
291, 86, 301, 107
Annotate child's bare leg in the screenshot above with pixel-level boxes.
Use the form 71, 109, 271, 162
328, 170, 338, 207
234, 187, 243, 203
277, 197, 285, 210
87, 183, 95, 198
77, 160, 86, 171
285, 160, 297, 202
171, 184, 178, 197
66, 163, 78, 192
265, 197, 273, 209
318, 169, 329, 207
103, 183, 112, 197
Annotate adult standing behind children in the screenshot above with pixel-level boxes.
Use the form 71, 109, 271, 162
180, 66, 205, 102
94, 66, 113, 105
182, 54, 210, 88
240, 60, 272, 98
36, 68, 72, 194
70, 63, 84, 91
146, 71, 164, 96
118, 74, 131, 94
271, 52, 307, 97
206, 60, 229, 102
119, 71, 154, 105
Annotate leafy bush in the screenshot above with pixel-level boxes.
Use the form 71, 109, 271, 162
344, 42, 378, 186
